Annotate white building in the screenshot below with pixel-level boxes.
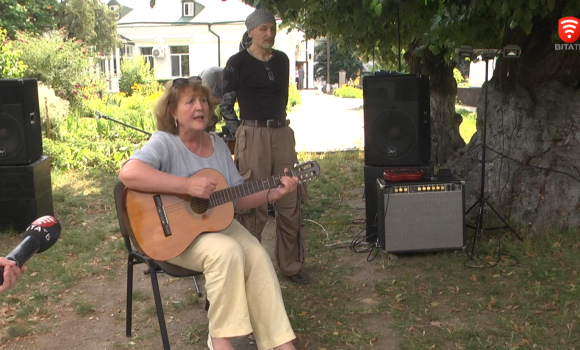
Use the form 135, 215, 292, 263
104, 0, 315, 90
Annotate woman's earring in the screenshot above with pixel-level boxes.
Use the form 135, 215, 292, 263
174, 119, 178, 128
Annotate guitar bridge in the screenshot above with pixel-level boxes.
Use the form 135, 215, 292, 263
153, 195, 172, 237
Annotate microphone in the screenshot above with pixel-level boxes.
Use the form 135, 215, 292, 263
0, 216, 61, 285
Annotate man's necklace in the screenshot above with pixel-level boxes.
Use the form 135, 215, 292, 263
247, 48, 272, 61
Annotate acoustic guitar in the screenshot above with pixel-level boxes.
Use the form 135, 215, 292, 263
123, 161, 320, 261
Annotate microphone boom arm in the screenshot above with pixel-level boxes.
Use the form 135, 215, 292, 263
95, 112, 152, 137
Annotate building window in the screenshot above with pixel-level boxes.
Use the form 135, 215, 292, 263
125, 45, 134, 57
170, 46, 189, 77
140, 47, 154, 71
109, 5, 119, 11
183, 2, 194, 16
182, 1, 204, 17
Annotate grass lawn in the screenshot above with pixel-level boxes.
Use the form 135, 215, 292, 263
1, 150, 579, 349
458, 106, 477, 144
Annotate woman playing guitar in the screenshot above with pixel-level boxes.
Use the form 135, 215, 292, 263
119, 76, 299, 350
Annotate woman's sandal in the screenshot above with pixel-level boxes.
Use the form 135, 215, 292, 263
207, 334, 214, 350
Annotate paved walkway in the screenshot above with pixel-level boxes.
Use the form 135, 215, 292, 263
289, 89, 364, 152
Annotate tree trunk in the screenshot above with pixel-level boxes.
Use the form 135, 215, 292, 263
405, 45, 465, 165
446, 0, 580, 232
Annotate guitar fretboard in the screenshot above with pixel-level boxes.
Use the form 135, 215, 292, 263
208, 171, 293, 208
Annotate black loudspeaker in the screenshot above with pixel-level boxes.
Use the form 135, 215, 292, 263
364, 165, 433, 242
0, 156, 54, 232
376, 177, 465, 252
0, 79, 43, 165
363, 73, 431, 166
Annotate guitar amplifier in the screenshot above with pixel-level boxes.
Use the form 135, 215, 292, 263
376, 177, 465, 252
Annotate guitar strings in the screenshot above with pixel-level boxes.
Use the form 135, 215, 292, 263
152, 168, 312, 214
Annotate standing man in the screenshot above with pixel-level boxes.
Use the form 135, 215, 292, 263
220, 9, 310, 284
297, 64, 304, 90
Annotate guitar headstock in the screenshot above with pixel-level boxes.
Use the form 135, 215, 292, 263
291, 160, 321, 184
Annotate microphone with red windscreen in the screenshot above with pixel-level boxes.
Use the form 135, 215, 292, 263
0, 216, 61, 284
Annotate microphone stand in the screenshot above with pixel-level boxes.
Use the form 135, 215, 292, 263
95, 111, 152, 137
464, 52, 522, 262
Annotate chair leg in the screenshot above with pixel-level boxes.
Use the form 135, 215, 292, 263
192, 276, 202, 297
148, 262, 171, 350
126, 258, 134, 337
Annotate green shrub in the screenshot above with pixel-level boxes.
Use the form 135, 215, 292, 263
456, 107, 477, 120
287, 83, 301, 111
333, 86, 363, 99
13, 30, 107, 116
43, 85, 162, 171
0, 29, 27, 78
44, 79, 297, 171
37, 83, 70, 140
119, 57, 159, 96
454, 68, 469, 87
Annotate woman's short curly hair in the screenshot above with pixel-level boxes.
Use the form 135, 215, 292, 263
154, 78, 215, 134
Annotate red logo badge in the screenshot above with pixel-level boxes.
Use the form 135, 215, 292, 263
559, 17, 580, 43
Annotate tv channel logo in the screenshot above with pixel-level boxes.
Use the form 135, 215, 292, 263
559, 17, 579, 43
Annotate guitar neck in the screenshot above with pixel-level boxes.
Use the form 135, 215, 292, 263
209, 171, 291, 208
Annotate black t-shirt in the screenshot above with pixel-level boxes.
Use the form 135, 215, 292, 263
221, 49, 289, 122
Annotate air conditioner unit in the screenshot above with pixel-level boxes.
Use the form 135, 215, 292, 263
152, 47, 166, 58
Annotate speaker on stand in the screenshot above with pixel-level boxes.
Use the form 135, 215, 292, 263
363, 73, 431, 167
0, 79, 53, 231
362, 73, 432, 241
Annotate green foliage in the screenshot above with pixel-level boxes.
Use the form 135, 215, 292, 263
314, 40, 363, 84
457, 106, 477, 143
43, 87, 162, 172
37, 83, 70, 139
0, 0, 58, 39
12, 30, 107, 116
360, 49, 409, 73
56, 0, 120, 55
119, 57, 159, 96
0, 28, 27, 78
92, 0, 121, 55
333, 86, 363, 99
454, 67, 469, 87
287, 82, 301, 111
253, 0, 436, 73
254, 0, 580, 70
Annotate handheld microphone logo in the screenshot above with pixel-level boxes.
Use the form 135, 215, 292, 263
559, 17, 580, 43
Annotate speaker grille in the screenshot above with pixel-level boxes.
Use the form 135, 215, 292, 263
0, 111, 25, 159
363, 74, 431, 166
369, 110, 417, 160
0, 79, 42, 165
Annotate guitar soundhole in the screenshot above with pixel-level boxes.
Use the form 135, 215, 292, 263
190, 197, 209, 214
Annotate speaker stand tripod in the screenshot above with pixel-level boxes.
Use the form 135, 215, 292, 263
465, 54, 522, 261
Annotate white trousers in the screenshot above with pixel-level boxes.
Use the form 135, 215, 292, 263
169, 220, 295, 350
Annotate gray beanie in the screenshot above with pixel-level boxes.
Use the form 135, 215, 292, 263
245, 9, 276, 32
